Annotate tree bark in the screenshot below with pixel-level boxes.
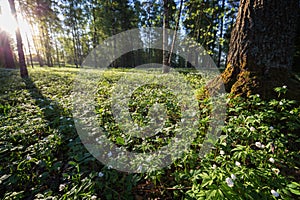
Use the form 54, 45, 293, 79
168, 0, 183, 66
217, 0, 225, 68
0, 30, 16, 68
162, 0, 170, 73
221, 0, 299, 98
26, 34, 34, 68
8, 0, 28, 78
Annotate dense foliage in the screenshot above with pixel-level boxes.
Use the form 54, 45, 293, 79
0, 67, 299, 199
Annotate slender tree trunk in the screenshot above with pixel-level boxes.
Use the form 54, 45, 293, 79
217, 0, 225, 68
92, 7, 98, 49
162, 0, 170, 73
221, 0, 299, 98
40, 25, 49, 66
55, 37, 60, 67
44, 25, 53, 67
8, 0, 28, 78
168, 0, 183, 66
26, 34, 34, 68
74, 24, 82, 66
71, 27, 78, 68
30, 24, 43, 67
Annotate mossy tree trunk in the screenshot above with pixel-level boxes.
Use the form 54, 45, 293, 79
222, 0, 299, 98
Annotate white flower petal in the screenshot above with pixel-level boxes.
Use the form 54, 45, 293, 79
59, 184, 66, 191
98, 172, 104, 177
271, 189, 279, 197
235, 161, 241, 167
226, 177, 234, 187
231, 174, 236, 180
272, 168, 280, 175
255, 142, 263, 148
220, 150, 225, 155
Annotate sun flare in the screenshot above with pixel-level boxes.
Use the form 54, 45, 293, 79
0, 0, 35, 52
0, 0, 18, 36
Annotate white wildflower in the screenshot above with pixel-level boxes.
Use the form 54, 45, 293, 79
231, 174, 237, 180
279, 101, 283, 105
59, 184, 66, 191
269, 126, 274, 130
256, 94, 260, 97
271, 189, 280, 197
98, 172, 104, 177
250, 127, 256, 132
26, 155, 32, 161
212, 164, 217, 169
235, 161, 241, 167
91, 195, 97, 200
255, 142, 263, 148
282, 85, 287, 89
269, 158, 275, 163
107, 151, 112, 157
225, 177, 234, 187
272, 168, 280, 175
220, 150, 225, 155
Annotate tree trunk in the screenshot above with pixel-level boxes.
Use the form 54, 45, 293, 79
168, 0, 183, 66
26, 34, 34, 68
71, 27, 78, 68
54, 36, 60, 67
162, 0, 170, 73
217, 0, 225, 68
221, 0, 299, 98
0, 30, 16, 68
8, 0, 28, 78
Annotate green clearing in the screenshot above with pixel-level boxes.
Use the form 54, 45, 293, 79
0, 67, 300, 199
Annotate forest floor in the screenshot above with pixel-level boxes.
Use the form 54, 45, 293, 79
0, 67, 299, 199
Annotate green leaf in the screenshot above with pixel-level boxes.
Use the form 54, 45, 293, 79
0, 174, 11, 184
289, 188, 300, 195
116, 137, 125, 145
